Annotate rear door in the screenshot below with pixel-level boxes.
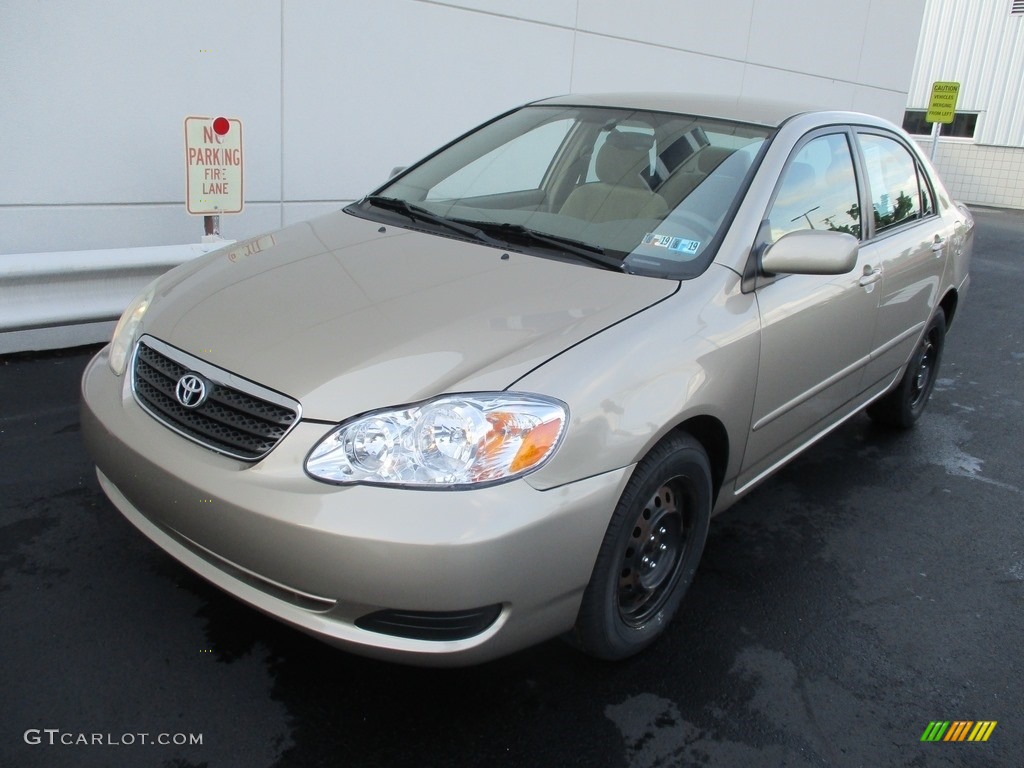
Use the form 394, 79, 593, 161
854, 130, 953, 390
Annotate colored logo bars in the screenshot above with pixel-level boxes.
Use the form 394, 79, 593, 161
920, 721, 997, 742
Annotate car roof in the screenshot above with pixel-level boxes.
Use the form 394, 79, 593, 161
530, 92, 863, 129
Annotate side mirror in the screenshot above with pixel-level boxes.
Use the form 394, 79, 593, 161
761, 229, 859, 276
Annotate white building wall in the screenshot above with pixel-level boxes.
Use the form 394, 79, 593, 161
0, 0, 926, 256
908, 0, 1024, 208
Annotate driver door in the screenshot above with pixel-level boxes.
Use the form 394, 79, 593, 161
738, 130, 880, 491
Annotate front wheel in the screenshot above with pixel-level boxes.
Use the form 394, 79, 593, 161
571, 433, 712, 660
867, 308, 946, 429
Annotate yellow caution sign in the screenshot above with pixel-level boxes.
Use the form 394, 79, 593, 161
926, 82, 960, 124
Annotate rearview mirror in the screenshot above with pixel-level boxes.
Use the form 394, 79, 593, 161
761, 229, 858, 276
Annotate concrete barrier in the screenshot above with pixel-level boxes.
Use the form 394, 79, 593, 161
0, 241, 232, 354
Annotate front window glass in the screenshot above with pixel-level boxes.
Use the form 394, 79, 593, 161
767, 133, 861, 243
354, 105, 772, 279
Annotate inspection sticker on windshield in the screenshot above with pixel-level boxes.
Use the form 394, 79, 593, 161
642, 233, 701, 254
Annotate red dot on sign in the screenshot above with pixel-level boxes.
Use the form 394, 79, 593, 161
213, 117, 230, 136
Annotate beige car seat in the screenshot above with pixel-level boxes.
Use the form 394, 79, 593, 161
560, 131, 668, 222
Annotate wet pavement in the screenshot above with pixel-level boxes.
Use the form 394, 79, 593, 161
1, 207, 1021, 767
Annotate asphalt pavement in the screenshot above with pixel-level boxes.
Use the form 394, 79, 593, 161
1, 207, 1021, 768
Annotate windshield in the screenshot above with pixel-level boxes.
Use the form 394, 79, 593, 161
351, 105, 773, 279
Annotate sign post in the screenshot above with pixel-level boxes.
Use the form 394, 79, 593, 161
925, 81, 960, 161
184, 116, 243, 240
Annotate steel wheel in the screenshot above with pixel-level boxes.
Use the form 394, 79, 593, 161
617, 479, 693, 627
868, 307, 946, 429
909, 334, 937, 409
571, 433, 712, 660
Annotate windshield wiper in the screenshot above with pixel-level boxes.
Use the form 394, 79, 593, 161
457, 221, 625, 273
364, 198, 625, 272
362, 196, 503, 246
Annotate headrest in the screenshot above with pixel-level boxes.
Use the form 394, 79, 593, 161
696, 146, 736, 174
595, 130, 654, 188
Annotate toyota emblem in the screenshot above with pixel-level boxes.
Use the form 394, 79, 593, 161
175, 373, 209, 408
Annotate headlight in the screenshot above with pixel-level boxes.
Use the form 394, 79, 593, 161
108, 280, 158, 376
305, 393, 567, 488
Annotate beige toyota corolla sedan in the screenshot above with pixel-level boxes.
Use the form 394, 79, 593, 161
82, 94, 973, 665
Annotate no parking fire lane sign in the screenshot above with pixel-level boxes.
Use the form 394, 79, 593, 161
184, 116, 243, 215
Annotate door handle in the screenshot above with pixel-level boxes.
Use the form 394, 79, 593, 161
859, 266, 882, 287
932, 234, 946, 255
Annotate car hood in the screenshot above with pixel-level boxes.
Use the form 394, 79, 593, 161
142, 211, 677, 421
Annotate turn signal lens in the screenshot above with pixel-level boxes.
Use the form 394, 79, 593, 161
510, 418, 563, 473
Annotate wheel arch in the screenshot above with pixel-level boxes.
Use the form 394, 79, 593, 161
939, 288, 958, 330
667, 415, 729, 506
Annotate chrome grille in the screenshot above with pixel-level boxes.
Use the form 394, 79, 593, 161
131, 336, 300, 461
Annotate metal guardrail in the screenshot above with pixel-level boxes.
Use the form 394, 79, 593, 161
0, 241, 232, 354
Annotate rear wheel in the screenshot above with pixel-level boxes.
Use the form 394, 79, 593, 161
571, 433, 712, 660
868, 308, 946, 429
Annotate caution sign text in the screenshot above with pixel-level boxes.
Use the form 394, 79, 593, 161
926, 82, 961, 125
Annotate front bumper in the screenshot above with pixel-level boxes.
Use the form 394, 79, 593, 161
81, 347, 630, 666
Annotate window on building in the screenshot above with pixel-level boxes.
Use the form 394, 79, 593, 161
902, 110, 978, 138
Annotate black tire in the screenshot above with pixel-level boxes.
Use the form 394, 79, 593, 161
867, 308, 946, 429
571, 433, 712, 660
